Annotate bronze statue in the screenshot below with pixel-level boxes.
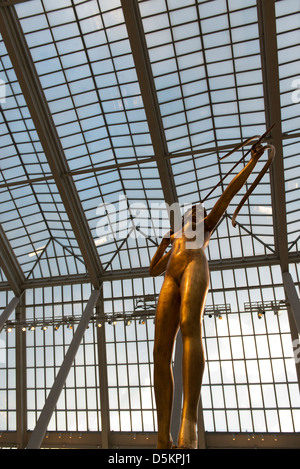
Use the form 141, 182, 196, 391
150, 130, 275, 449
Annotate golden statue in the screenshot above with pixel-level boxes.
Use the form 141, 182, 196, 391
150, 129, 275, 449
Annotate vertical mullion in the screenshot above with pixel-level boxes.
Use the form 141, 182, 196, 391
243, 269, 258, 432
249, 294, 264, 433
263, 267, 282, 432
51, 286, 58, 431
262, 282, 281, 432
124, 283, 132, 430
229, 313, 242, 433
62, 287, 68, 433
96, 287, 110, 447
120, 280, 131, 431
211, 316, 217, 432
203, 315, 214, 431
42, 293, 48, 431
81, 318, 87, 433
33, 292, 38, 429
134, 317, 143, 432
145, 315, 155, 431
111, 307, 121, 432
218, 271, 231, 432
124, 306, 133, 432
273, 310, 285, 432
15, 293, 26, 447
236, 283, 254, 433
72, 298, 78, 433
94, 322, 101, 432
230, 274, 242, 431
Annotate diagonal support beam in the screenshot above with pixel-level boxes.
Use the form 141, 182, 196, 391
282, 271, 300, 391
95, 294, 110, 449
121, 0, 179, 222
0, 224, 25, 296
26, 289, 101, 449
282, 272, 300, 334
0, 295, 21, 332
0, 5, 103, 289
257, 0, 289, 272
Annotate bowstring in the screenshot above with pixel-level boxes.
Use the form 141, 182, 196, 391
201, 137, 256, 203
201, 125, 274, 204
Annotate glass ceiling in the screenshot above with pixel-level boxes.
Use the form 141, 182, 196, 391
0, 0, 300, 449
0, 44, 85, 279
0, 0, 299, 284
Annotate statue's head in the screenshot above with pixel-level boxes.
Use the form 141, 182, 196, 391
181, 203, 206, 227
179, 203, 206, 249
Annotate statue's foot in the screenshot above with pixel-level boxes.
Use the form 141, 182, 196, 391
157, 435, 173, 449
177, 418, 198, 449
177, 440, 198, 449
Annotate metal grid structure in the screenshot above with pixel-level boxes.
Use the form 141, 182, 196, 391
0, 0, 300, 449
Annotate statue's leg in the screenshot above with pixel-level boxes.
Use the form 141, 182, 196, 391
177, 260, 209, 449
153, 274, 180, 449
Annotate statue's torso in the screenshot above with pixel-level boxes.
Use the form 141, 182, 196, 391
165, 233, 210, 286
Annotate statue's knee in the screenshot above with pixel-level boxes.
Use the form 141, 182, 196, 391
180, 317, 200, 339
153, 344, 165, 364
153, 345, 172, 371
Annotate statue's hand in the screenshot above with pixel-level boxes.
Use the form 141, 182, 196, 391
162, 230, 174, 245
251, 143, 264, 161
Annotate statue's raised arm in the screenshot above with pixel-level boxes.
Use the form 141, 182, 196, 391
205, 128, 275, 233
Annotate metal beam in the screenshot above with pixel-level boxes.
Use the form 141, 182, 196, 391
15, 295, 27, 449
26, 289, 101, 449
282, 271, 300, 392
0, 136, 284, 192
0, 0, 32, 5
282, 272, 300, 334
96, 296, 110, 449
0, 6, 103, 289
0, 252, 299, 292
0, 295, 21, 332
121, 0, 179, 222
0, 224, 25, 296
101, 252, 292, 280
257, 0, 289, 272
